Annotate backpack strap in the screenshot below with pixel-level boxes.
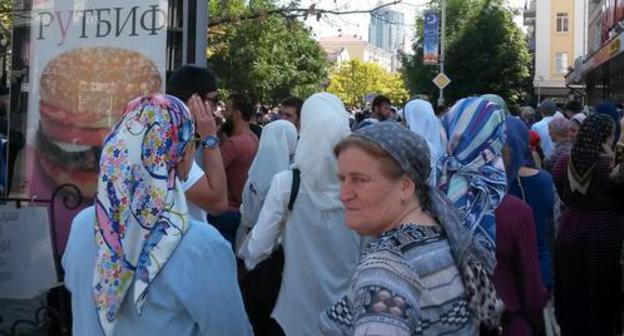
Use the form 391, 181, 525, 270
288, 168, 301, 211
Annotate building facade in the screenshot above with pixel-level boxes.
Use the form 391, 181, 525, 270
570, 0, 624, 104
525, 0, 586, 103
368, 5, 405, 73
369, 7, 406, 52
318, 35, 394, 72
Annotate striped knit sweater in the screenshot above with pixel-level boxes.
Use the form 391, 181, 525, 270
320, 224, 477, 336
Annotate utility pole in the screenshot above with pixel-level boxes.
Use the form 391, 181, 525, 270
438, 0, 447, 107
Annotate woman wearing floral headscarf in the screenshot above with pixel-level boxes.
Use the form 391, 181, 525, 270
62, 94, 251, 336
553, 114, 624, 336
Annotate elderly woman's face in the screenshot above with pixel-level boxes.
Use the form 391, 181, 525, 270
337, 146, 406, 236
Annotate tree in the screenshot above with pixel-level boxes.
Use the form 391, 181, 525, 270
208, 0, 329, 103
327, 59, 409, 107
402, 0, 531, 106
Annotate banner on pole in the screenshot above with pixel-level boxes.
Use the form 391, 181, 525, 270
423, 10, 440, 65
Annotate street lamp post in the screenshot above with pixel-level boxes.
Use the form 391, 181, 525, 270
438, 0, 447, 107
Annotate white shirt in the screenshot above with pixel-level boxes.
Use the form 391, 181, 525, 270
180, 160, 207, 223
238, 170, 362, 336
531, 112, 566, 159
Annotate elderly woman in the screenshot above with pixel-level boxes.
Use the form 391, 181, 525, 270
321, 122, 505, 335
239, 93, 361, 336
544, 117, 573, 173
402, 99, 446, 187
553, 114, 624, 336
62, 94, 251, 336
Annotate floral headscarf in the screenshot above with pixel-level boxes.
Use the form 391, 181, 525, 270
93, 94, 195, 335
438, 97, 507, 273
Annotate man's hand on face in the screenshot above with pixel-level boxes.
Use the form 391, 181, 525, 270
189, 94, 217, 138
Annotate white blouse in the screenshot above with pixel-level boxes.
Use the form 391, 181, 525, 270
238, 170, 362, 336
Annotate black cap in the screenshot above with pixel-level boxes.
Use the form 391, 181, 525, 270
167, 65, 218, 102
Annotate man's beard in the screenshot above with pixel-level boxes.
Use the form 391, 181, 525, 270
221, 118, 234, 137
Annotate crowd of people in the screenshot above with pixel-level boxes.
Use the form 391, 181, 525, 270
60, 65, 624, 336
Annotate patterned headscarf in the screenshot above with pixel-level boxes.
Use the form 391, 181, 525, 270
505, 116, 534, 185
549, 117, 571, 141
438, 97, 507, 274
596, 101, 621, 147
93, 94, 195, 336
568, 114, 615, 195
481, 94, 510, 116
353, 122, 472, 264
352, 123, 504, 326
545, 117, 574, 172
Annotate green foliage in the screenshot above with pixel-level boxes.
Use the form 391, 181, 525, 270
327, 59, 409, 107
402, 0, 531, 106
208, 0, 328, 104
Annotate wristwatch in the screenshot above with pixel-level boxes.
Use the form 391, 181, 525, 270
200, 135, 220, 149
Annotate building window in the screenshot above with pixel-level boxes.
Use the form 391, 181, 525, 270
556, 13, 569, 33
556, 52, 569, 74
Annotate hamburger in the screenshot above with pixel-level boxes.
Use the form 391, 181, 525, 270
36, 47, 162, 198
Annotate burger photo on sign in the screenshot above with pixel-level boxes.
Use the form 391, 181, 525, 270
36, 47, 162, 198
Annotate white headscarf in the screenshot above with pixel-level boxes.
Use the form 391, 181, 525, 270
293, 93, 351, 210
247, 120, 298, 196
403, 99, 447, 187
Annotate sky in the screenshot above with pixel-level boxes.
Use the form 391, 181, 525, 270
280, 0, 527, 51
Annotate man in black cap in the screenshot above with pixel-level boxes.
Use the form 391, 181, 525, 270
167, 65, 229, 222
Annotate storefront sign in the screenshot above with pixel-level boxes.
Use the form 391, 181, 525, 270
423, 11, 440, 65
0, 206, 57, 299
583, 32, 624, 76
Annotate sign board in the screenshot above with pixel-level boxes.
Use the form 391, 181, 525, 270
23, 0, 169, 198
0, 206, 57, 299
8, 0, 170, 255
583, 32, 624, 76
423, 10, 440, 65
433, 73, 451, 90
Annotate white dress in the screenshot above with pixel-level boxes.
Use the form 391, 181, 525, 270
239, 170, 362, 336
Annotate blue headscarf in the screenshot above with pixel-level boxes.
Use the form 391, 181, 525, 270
596, 101, 621, 146
481, 94, 510, 116
504, 116, 534, 185
438, 97, 507, 274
